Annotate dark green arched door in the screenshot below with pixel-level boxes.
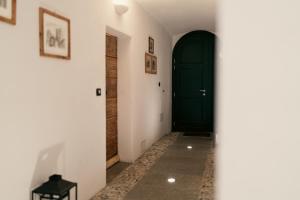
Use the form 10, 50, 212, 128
172, 31, 215, 132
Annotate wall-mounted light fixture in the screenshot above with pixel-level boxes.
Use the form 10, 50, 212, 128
113, 0, 129, 15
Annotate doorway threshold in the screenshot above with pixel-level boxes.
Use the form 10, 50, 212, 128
183, 132, 212, 137
107, 161, 130, 184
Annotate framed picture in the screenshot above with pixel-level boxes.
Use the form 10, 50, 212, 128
0, 0, 16, 25
148, 37, 154, 54
145, 53, 152, 74
39, 8, 71, 60
151, 55, 157, 74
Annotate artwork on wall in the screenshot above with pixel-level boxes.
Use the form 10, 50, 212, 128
0, 0, 16, 25
148, 37, 154, 54
151, 55, 157, 74
39, 7, 71, 60
145, 53, 152, 74
145, 53, 157, 75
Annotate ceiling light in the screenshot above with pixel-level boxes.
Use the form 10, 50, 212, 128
187, 145, 193, 149
113, 0, 129, 15
167, 178, 176, 183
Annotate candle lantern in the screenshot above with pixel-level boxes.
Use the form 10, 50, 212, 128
32, 174, 78, 200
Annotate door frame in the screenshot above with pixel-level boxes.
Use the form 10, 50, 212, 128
172, 30, 216, 133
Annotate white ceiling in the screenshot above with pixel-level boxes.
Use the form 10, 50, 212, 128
134, 0, 216, 36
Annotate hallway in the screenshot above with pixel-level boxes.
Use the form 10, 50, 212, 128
2, 0, 299, 199
93, 134, 214, 200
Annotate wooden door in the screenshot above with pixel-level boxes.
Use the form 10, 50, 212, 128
106, 34, 119, 167
172, 31, 215, 132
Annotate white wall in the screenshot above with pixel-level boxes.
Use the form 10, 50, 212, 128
104, 0, 173, 160
218, 0, 300, 199
0, 0, 172, 199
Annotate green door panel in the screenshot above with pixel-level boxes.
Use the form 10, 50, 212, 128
172, 31, 215, 132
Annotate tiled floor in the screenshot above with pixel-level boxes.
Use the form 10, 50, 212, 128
91, 133, 214, 200
107, 162, 131, 184
92, 133, 178, 200
124, 135, 212, 200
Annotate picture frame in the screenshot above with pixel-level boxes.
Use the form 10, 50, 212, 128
0, 0, 16, 25
39, 7, 71, 60
148, 37, 154, 54
151, 55, 157, 74
145, 53, 152, 74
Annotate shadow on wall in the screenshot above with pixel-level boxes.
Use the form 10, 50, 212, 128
29, 143, 66, 198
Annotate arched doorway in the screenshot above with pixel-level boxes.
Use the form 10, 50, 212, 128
172, 31, 215, 133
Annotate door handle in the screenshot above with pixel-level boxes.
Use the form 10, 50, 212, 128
200, 89, 206, 93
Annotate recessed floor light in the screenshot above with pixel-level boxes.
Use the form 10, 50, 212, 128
167, 178, 176, 183
187, 145, 193, 149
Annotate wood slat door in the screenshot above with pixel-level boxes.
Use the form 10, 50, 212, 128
106, 34, 118, 164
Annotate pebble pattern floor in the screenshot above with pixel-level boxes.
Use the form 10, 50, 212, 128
198, 149, 215, 200
91, 133, 178, 200
91, 133, 215, 200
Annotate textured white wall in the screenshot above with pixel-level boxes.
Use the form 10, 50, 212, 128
0, 0, 172, 199
217, 0, 300, 199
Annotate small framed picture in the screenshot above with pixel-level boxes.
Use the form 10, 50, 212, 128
148, 37, 154, 54
39, 7, 71, 60
145, 53, 152, 74
151, 56, 157, 74
0, 0, 16, 25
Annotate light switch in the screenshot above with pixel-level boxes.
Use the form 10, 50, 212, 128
96, 88, 101, 96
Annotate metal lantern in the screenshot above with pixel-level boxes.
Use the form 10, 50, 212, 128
32, 174, 78, 200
